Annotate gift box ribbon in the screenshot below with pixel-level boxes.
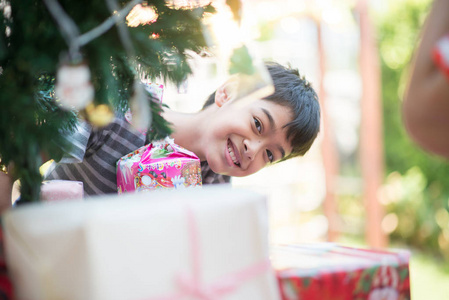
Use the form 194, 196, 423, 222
150, 206, 271, 300
140, 137, 198, 163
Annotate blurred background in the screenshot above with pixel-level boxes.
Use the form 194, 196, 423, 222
161, 0, 449, 299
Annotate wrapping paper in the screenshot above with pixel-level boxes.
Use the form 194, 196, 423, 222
40, 180, 84, 202
272, 243, 410, 300
2, 186, 280, 300
0, 228, 13, 300
117, 138, 202, 193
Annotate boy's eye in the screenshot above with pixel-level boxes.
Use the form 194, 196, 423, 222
253, 117, 262, 133
266, 150, 274, 163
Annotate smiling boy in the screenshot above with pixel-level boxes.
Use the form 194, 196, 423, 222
163, 62, 321, 182
44, 62, 320, 195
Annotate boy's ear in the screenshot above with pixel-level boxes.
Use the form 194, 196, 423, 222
214, 76, 239, 107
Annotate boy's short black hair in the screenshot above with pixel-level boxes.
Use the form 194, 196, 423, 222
203, 62, 321, 160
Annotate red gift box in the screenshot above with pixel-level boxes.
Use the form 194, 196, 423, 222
272, 243, 410, 300
0, 228, 14, 300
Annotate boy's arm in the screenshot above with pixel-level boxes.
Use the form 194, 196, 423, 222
42, 119, 92, 181
403, 0, 449, 159
56, 120, 92, 164
200, 161, 231, 185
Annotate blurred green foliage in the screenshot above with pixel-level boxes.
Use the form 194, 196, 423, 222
376, 0, 449, 260
409, 251, 449, 299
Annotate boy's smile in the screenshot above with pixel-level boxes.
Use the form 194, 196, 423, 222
226, 138, 241, 166
203, 99, 293, 177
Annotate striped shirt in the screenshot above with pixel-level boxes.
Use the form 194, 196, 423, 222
44, 116, 230, 196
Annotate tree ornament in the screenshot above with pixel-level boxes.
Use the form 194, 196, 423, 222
83, 103, 114, 127
176, 78, 188, 94
227, 45, 274, 107
226, 0, 242, 24
54, 63, 94, 110
129, 79, 151, 132
229, 45, 255, 75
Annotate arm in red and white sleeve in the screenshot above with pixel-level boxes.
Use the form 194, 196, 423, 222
403, 0, 449, 159
433, 33, 449, 79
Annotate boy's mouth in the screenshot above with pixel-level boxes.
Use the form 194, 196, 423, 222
227, 139, 240, 167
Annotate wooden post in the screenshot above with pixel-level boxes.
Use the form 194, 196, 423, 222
317, 20, 340, 242
358, 0, 388, 248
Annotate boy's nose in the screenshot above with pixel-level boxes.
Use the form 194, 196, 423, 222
243, 139, 262, 162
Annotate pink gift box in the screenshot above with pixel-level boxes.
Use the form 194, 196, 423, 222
117, 138, 202, 194
40, 180, 84, 202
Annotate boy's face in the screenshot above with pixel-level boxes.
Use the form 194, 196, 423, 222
203, 95, 293, 178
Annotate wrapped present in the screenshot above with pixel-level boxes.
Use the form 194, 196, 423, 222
272, 243, 410, 300
0, 227, 14, 300
117, 137, 202, 194
2, 186, 280, 300
40, 180, 84, 202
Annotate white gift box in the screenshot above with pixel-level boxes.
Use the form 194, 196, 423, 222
2, 186, 280, 300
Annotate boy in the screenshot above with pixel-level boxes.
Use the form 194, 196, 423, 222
44, 62, 321, 195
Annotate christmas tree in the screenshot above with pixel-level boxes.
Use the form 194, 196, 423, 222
0, 0, 220, 202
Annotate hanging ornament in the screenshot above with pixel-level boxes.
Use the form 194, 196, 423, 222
176, 78, 188, 94
129, 79, 151, 132
228, 44, 274, 107
201, 1, 273, 106
82, 103, 114, 127
229, 44, 255, 75
54, 63, 94, 110
226, 0, 242, 24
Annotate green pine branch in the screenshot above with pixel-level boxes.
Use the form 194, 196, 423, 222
0, 0, 215, 202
